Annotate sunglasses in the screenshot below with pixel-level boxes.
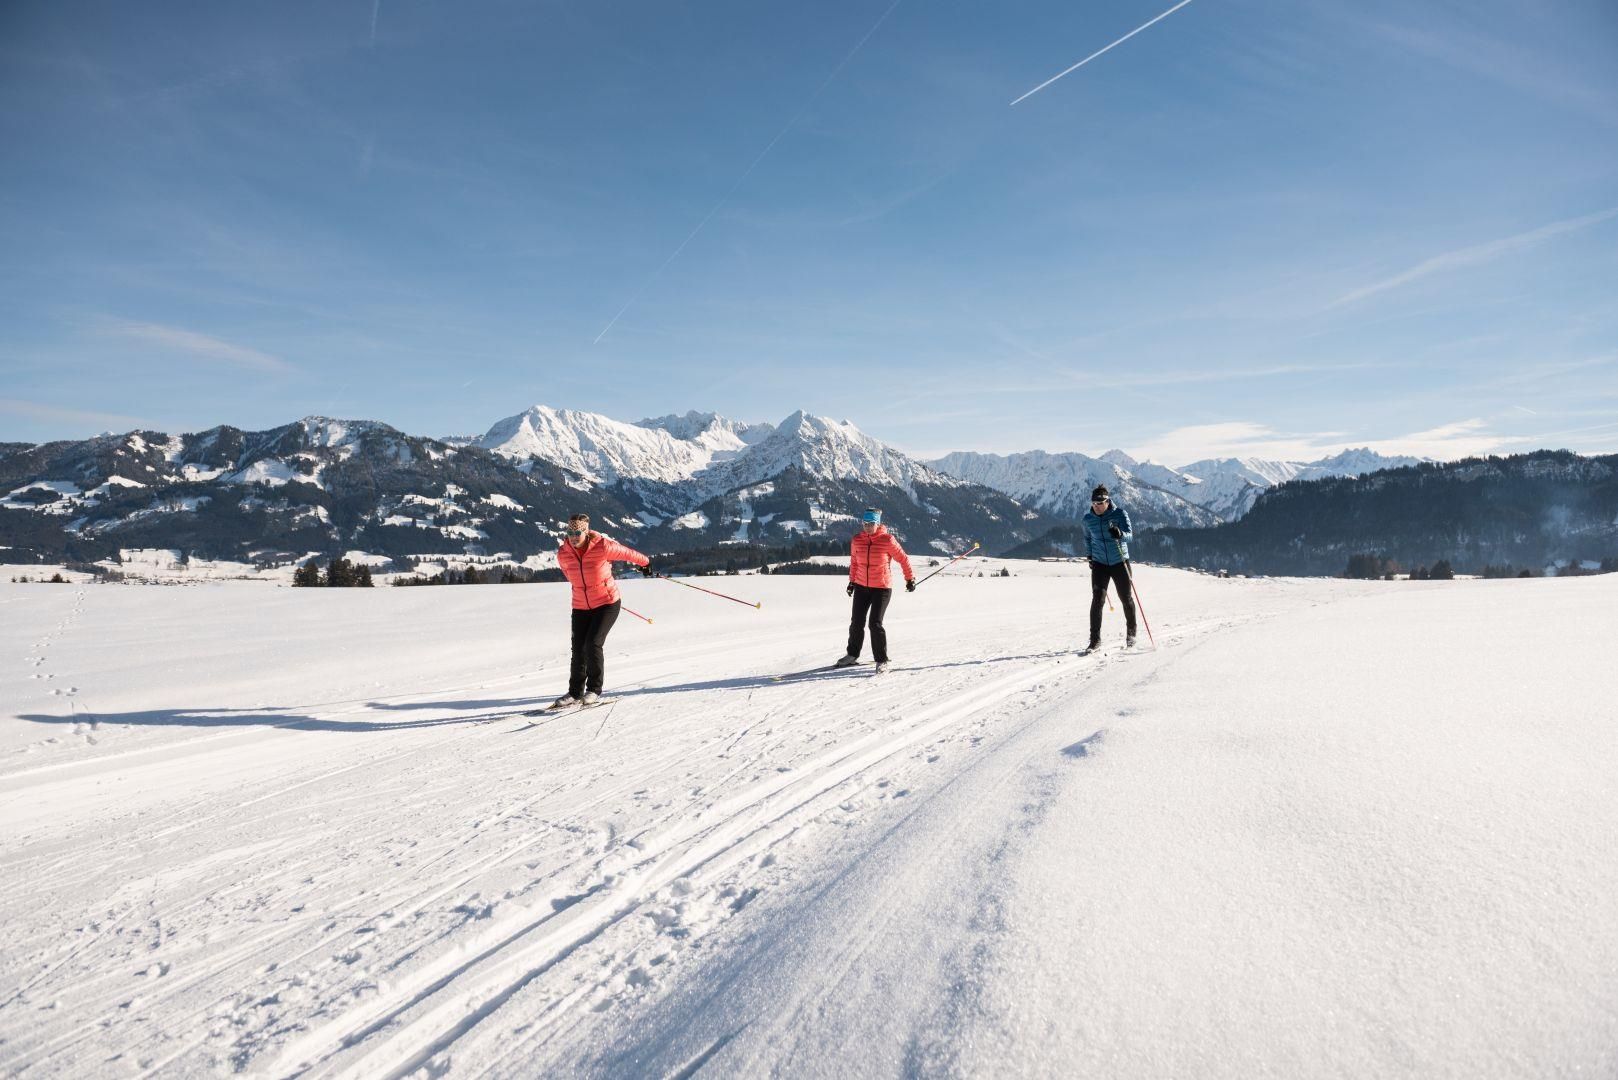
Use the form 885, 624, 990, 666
1091, 498, 1109, 505
566, 526, 587, 535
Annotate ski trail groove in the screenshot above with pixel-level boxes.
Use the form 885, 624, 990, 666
272, 658, 1083, 1078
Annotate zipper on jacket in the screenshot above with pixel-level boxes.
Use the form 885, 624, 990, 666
569, 536, 591, 606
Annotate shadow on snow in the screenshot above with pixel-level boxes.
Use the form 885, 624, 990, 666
13, 648, 1088, 732
14, 699, 542, 733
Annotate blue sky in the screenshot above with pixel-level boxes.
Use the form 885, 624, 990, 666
3, 0, 1615, 464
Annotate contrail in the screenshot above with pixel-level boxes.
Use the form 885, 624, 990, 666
1011, 0, 1197, 106
593, 0, 905, 344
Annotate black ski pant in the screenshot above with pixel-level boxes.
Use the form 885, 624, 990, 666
569, 600, 621, 697
847, 585, 893, 663
1089, 560, 1137, 643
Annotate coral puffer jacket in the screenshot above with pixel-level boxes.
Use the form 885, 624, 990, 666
849, 525, 914, 590
557, 532, 649, 610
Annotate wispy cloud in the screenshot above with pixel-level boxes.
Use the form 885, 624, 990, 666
1132, 417, 1532, 466
0, 398, 151, 435
1327, 207, 1618, 310
107, 320, 294, 374
1360, 418, 1525, 460
837, 172, 951, 227
1070, 361, 1389, 390
1369, 17, 1618, 125
1132, 421, 1343, 465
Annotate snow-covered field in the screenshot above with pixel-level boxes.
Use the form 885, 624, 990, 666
1, 563, 1614, 1078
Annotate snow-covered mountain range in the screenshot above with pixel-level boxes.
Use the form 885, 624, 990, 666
0, 407, 1043, 566
476, 406, 961, 513
4, 404, 1606, 575
929, 451, 1220, 529
930, 446, 1426, 523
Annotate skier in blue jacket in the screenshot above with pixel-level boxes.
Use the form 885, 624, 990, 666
1081, 484, 1136, 650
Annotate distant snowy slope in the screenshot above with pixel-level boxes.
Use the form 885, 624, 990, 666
1177, 450, 1425, 519
477, 405, 719, 485
469, 406, 1048, 551
706, 411, 958, 495
485, 406, 953, 496
929, 449, 1219, 528
636, 411, 774, 459
1295, 447, 1425, 481
943, 446, 1430, 524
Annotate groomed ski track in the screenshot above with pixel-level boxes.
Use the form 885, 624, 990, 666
2, 565, 1614, 1077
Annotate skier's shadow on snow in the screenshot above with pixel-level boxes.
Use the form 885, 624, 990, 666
364, 697, 535, 713
15, 651, 1087, 730
14, 704, 538, 733
610, 649, 1078, 699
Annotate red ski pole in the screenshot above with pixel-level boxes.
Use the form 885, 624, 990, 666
1120, 560, 1156, 649
620, 605, 653, 624
911, 542, 980, 589
655, 574, 762, 609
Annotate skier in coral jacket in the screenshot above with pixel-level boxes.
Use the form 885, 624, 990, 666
551, 513, 652, 708
834, 508, 915, 674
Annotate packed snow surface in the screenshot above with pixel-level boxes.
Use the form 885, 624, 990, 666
1, 568, 1614, 1078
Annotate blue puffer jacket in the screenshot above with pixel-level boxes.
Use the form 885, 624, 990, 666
1082, 503, 1133, 565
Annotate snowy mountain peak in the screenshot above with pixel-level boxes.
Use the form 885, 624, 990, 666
478, 404, 718, 486
295, 416, 394, 449
635, 411, 774, 453
476, 404, 955, 512
1099, 449, 1138, 470
1296, 447, 1425, 479
927, 450, 1220, 529
708, 410, 952, 492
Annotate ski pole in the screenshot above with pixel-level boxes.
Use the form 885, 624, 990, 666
654, 574, 762, 609
1120, 560, 1156, 649
621, 605, 653, 624
911, 542, 980, 588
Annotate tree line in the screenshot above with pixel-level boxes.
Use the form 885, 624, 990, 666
293, 557, 374, 587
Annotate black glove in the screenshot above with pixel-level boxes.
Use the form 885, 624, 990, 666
905, 579, 916, 593
846, 582, 856, 597
638, 563, 655, 578
1108, 524, 1123, 540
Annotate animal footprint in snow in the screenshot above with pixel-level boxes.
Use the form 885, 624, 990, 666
50, 687, 79, 696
